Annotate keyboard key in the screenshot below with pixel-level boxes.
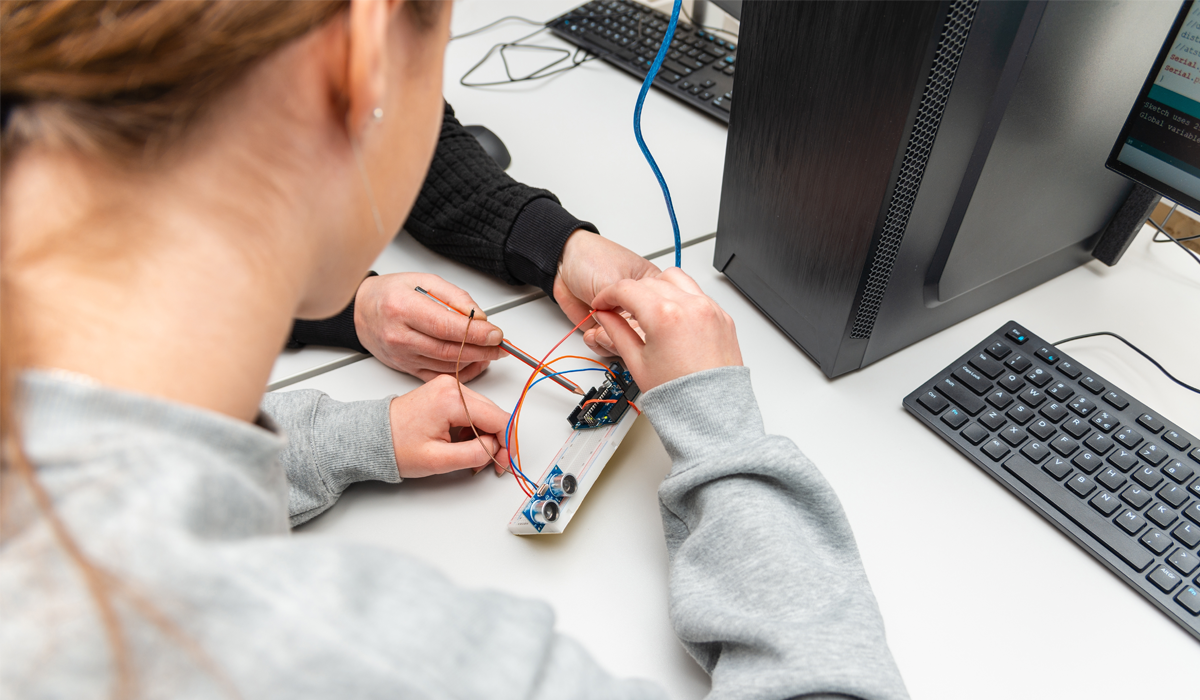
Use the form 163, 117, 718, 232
1168, 549, 1199, 576
1138, 443, 1167, 466
1067, 396, 1095, 417
1132, 466, 1163, 489
1163, 430, 1191, 451
1022, 440, 1051, 464
1025, 367, 1052, 387
952, 365, 993, 395
1056, 360, 1082, 379
1043, 456, 1072, 479
1190, 478, 1200, 498
1090, 491, 1121, 516
1072, 451, 1101, 474
986, 341, 1012, 360
1003, 455, 1151, 571
981, 438, 1010, 462
1141, 528, 1173, 555
1051, 435, 1079, 457
1148, 565, 1182, 593
1005, 353, 1032, 372
1122, 485, 1153, 510
1089, 411, 1118, 433
960, 422, 989, 446
1176, 586, 1200, 616
1061, 417, 1090, 439
712, 97, 730, 112
1136, 413, 1165, 434
980, 409, 1007, 431
1107, 449, 1138, 472
1006, 404, 1034, 425
1097, 467, 1126, 491
969, 352, 1003, 379
1045, 382, 1074, 401
1159, 484, 1189, 508
998, 372, 1025, 392
986, 389, 1013, 410
1193, 448, 1200, 464
1035, 346, 1059, 364
1005, 326, 1030, 344
1018, 386, 1047, 408
1085, 433, 1114, 455
700, 78, 715, 87
1114, 509, 1145, 535
1148, 502, 1178, 529
1029, 418, 1056, 441
936, 377, 985, 415
1103, 390, 1129, 410
1040, 402, 1068, 423
1079, 376, 1106, 394
1164, 460, 1194, 483
1114, 428, 1143, 449
1174, 520, 1200, 548
660, 71, 682, 83
1000, 425, 1027, 447
699, 91, 714, 100
1184, 501, 1200, 525
1066, 473, 1095, 498
941, 407, 968, 429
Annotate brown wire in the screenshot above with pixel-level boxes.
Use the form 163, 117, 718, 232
455, 309, 506, 475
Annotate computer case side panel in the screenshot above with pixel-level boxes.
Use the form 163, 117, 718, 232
714, 0, 944, 377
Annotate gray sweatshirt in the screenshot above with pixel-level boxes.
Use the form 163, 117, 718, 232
1, 367, 907, 700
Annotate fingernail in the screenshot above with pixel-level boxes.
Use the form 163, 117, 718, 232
486, 330, 502, 345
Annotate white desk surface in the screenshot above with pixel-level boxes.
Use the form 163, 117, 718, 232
280, 229, 1200, 698
269, 0, 729, 389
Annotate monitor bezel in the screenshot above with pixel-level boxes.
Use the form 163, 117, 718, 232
1105, 0, 1200, 212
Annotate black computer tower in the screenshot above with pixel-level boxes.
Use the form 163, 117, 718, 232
714, 0, 1177, 378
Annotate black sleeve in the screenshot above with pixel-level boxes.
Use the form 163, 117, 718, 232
288, 104, 598, 352
404, 102, 598, 298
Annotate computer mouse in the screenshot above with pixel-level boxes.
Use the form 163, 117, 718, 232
464, 124, 511, 171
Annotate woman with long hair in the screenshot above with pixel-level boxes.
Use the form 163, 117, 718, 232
1, 2, 907, 698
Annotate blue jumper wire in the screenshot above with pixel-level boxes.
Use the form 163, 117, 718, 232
504, 367, 611, 488
633, 0, 684, 268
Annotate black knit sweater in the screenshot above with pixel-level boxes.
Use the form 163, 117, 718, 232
289, 103, 597, 353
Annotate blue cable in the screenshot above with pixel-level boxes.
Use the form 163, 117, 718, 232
504, 367, 611, 488
633, 0, 684, 268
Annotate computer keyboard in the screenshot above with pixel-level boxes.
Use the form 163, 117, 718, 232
546, 0, 736, 123
904, 321, 1200, 640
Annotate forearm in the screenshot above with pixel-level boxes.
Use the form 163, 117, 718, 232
643, 367, 909, 700
405, 102, 597, 297
260, 389, 400, 526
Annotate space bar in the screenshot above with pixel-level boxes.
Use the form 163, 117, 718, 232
1002, 455, 1153, 572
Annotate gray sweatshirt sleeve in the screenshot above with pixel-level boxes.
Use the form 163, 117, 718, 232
260, 389, 400, 527
641, 366, 909, 700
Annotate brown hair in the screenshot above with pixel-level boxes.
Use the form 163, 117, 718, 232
0, 1, 439, 696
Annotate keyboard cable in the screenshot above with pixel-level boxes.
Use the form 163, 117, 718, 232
1053, 331, 1199, 395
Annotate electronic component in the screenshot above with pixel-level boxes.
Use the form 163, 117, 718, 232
509, 362, 641, 535
567, 364, 640, 429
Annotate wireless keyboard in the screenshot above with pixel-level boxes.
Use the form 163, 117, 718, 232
904, 322, 1200, 640
546, 0, 737, 124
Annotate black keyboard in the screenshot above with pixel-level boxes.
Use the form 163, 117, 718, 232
904, 322, 1200, 640
546, 0, 736, 123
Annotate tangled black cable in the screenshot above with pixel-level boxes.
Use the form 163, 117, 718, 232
1146, 202, 1200, 268
454, 16, 604, 88
1053, 331, 1199, 395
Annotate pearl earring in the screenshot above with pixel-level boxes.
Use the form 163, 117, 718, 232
372, 107, 384, 122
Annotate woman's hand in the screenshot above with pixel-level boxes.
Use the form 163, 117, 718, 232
355, 273, 505, 382
553, 231, 660, 356
591, 268, 742, 392
388, 374, 511, 478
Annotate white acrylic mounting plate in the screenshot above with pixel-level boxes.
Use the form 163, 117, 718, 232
507, 408, 639, 535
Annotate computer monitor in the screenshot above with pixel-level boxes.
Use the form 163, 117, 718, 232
1107, 0, 1200, 214
715, 1, 1178, 378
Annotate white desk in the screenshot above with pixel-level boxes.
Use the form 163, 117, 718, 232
281, 232, 1200, 699
269, 0, 731, 390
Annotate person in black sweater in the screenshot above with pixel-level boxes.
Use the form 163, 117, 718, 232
289, 103, 659, 382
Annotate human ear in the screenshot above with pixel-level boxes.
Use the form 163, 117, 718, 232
344, 0, 397, 135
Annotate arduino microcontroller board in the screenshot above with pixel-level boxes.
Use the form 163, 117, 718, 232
508, 362, 641, 535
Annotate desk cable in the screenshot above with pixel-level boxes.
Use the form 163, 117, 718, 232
1053, 332, 1199, 395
